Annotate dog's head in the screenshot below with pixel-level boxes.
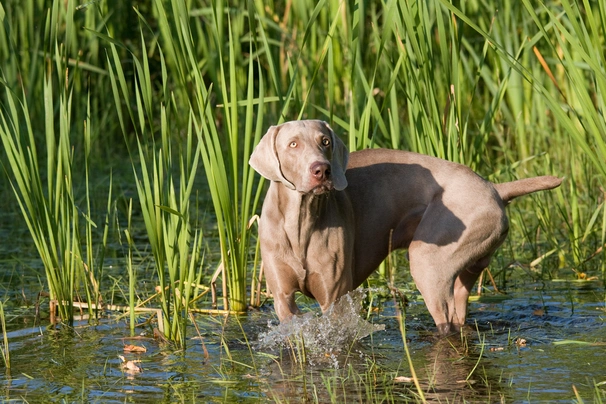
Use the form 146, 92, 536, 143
249, 120, 349, 194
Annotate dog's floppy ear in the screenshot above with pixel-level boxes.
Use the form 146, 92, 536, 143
324, 122, 349, 191
249, 125, 296, 190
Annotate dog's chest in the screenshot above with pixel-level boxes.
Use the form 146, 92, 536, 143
262, 190, 354, 277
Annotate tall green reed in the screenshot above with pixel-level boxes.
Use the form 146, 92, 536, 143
278, 0, 500, 169
0, 56, 98, 325
442, 0, 606, 273
152, 0, 268, 313
102, 17, 205, 344
133, 119, 205, 345
123, 198, 137, 336
0, 0, 120, 324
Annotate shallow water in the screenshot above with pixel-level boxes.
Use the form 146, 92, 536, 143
0, 278, 604, 403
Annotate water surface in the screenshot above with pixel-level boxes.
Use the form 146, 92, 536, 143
0, 278, 603, 403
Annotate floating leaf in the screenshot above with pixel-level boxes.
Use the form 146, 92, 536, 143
123, 344, 147, 353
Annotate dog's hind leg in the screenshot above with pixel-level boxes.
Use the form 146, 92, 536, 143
452, 259, 488, 326
408, 243, 463, 335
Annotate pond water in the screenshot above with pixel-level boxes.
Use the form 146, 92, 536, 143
0, 274, 604, 403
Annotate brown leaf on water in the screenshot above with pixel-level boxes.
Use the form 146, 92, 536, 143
532, 309, 545, 316
123, 344, 147, 353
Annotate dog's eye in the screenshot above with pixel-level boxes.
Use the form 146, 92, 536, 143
321, 137, 331, 147
289, 141, 298, 148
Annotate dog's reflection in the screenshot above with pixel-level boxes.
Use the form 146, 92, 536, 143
258, 331, 504, 403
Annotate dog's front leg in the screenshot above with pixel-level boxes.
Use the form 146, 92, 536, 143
262, 256, 304, 322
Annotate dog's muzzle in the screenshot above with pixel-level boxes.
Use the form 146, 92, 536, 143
309, 161, 334, 194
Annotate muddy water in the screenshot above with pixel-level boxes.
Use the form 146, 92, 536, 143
0, 278, 604, 403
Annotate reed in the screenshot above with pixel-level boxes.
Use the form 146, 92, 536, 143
132, 123, 205, 345
102, 15, 205, 344
442, 0, 606, 273
0, 53, 99, 324
149, 0, 268, 313
124, 198, 137, 336
0, 300, 9, 370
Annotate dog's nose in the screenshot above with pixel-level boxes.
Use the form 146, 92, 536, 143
311, 162, 331, 181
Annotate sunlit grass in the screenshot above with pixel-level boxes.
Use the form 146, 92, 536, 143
102, 11, 206, 345
179, 0, 266, 313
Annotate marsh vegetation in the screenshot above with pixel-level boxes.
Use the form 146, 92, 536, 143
0, 0, 605, 401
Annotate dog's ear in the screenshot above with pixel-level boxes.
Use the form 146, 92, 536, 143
323, 122, 349, 191
249, 125, 296, 190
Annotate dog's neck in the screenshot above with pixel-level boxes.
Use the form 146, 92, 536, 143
277, 184, 331, 232
272, 184, 336, 266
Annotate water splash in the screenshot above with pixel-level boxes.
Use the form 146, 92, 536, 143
258, 289, 385, 365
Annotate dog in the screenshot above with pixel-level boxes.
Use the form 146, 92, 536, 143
249, 120, 562, 334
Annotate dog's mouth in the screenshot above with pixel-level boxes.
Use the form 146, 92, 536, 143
305, 161, 335, 195
310, 181, 334, 195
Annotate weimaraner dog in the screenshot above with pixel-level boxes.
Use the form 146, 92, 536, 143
249, 120, 562, 334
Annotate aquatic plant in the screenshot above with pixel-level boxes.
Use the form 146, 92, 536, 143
103, 17, 205, 345
168, 0, 266, 313
0, 40, 101, 325
0, 301, 8, 369
442, 0, 606, 277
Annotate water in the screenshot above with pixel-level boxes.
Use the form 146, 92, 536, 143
0, 280, 604, 402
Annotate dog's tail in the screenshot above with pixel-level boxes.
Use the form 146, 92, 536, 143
494, 176, 563, 204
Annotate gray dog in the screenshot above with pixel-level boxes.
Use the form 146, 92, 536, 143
249, 120, 561, 334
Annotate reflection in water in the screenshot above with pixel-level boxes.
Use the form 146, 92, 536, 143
417, 334, 505, 402
260, 329, 506, 403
